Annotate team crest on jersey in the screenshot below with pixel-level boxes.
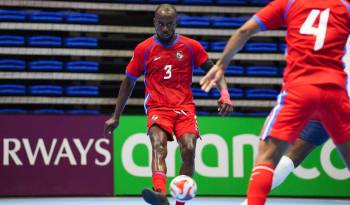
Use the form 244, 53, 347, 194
176, 51, 184, 61
151, 115, 159, 122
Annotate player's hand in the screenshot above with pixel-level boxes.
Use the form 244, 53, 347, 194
200, 64, 225, 92
218, 98, 233, 116
104, 117, 119, 137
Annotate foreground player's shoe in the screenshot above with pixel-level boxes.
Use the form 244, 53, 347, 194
142, 188, 170, 205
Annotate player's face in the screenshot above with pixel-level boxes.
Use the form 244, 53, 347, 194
154, 14, 176, 44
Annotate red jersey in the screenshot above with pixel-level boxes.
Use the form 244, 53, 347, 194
254, 0, 350, 89
126, 34, 208, 112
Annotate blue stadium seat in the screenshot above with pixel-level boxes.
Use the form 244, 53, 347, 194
65, 12, 99, 24
182, 0, 214, 4
244, 42, 278, 52
0, 59, 25, 71
29, 11, 64, 22
210, 89, 220, 98
148, 0, 179, 3
216, 0, 249, 5
66, 85, 99, 96
0, 10, 26, 21
32, 109, 65, 114
192, 87, 209, 97
279, 43, 287, 53
226, 65, 244, 75
66, 109, 100, 115
246, 88, 278, 99
178, 15, 211, 27
0, 108, 27, 114
246, 66, 278, 76
28, 36, 62, 47
229, 88, 244, 98
0, 84, 26, 95
210, 41, 227, 51
193, 68, 205, 75
211, 17, 246, 28
28, 85, 63, 95
66, 61, 99, 72
0, 35, 25, 46
211, 88, 244, 98
64, 37, 98, 48
250, 0, 270, 5
199, 41, 209, 50
29, 60, 63, 71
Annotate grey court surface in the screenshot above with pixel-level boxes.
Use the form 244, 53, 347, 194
0, 197, 349, 205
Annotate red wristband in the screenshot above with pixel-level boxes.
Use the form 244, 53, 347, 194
220, 89, 230, 101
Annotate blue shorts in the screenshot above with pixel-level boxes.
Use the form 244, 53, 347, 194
300, 120, 329, 146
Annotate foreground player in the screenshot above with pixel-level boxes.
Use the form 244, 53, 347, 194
240, 36, 350, 205
104, 4, 233, 205
200, 0, 350, 204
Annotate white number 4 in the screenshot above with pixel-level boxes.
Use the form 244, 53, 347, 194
164, 65, 172, 79
299, 8, 330, 51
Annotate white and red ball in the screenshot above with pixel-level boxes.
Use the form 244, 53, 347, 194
169, 175, 197, 202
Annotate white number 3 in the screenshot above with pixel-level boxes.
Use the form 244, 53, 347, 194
164, 65, 172, 79
299, 8, 330, 51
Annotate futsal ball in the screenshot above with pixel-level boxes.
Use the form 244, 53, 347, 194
169, 175, 197, 202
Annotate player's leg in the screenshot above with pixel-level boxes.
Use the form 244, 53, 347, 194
319, 85, 350, 171
273, 120, 329, 188
142, 125, 171, 205
247, 86, 318, 205
174, 110, 199, 205
247, 137, 289, 205
336, 141, 350, 170
271, 138, 315, 188
178, 133, 197, 177
143, 109, 176, 205
240, 121, 327, 205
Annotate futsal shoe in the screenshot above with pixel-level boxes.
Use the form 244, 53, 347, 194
142, 188, 170, 205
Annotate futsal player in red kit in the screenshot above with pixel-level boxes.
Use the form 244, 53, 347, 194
200, 0, 350, 204
104, 4, 233, 205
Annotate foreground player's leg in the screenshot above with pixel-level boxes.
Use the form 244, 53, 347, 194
142, 125, 170, 205
272, 138, 317, 188
336, 140, 350, 170
176, 133, 197, 205
247, 137, 289, 205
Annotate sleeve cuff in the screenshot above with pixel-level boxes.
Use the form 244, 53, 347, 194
125, 72, 138, 81
253, 15, 267, 31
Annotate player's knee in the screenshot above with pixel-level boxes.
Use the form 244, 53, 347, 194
181, 143, 196, 161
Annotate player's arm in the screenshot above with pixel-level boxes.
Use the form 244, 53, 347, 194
201, 59, 233, 116
104, 76, 136, 137
200, 18, 260, 92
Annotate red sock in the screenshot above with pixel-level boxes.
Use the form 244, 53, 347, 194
247, 164, 274, 205
175, 201, 185, 205
152, 171, 166, 194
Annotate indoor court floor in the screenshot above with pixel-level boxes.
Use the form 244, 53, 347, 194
0, 197, 349, 205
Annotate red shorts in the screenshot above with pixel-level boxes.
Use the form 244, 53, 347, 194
261, 84, 350, 145
147, 108, 199, 141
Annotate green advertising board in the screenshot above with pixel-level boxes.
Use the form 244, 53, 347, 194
114, 116, 350, 197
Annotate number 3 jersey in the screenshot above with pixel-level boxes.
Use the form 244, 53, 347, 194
126, 34, 208, 112
254, 0, 350, 89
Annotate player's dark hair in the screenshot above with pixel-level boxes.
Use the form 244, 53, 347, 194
155, 4, 177, 16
